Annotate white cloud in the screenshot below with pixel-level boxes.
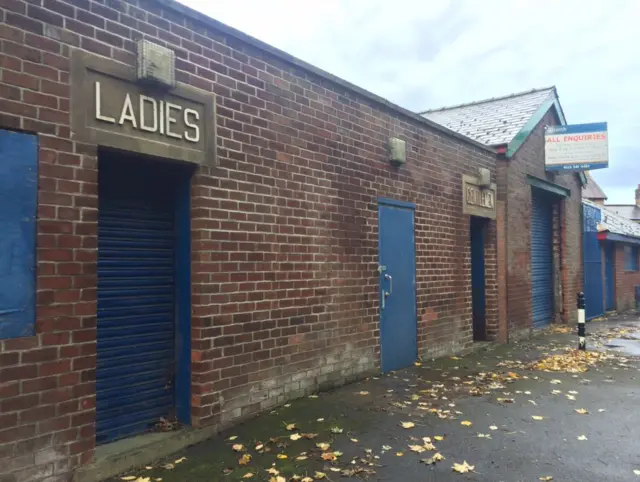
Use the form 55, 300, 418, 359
181, 0, 640, 203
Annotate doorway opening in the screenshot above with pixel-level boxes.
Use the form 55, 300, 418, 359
470, 216, 487, 341
96, 149, 194, 445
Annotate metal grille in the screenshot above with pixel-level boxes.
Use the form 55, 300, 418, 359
531, 191, 554, 328
96, 168, 176, 445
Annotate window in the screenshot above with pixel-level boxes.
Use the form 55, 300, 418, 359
624, 245, 639, 272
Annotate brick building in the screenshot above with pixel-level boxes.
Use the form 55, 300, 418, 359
583, 198, 640, 318
0, 0, 503, 480
423, 87, 585, 340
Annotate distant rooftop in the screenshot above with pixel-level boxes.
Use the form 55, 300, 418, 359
605, 205, 640, 220
582, 172, 608, 200
420, 87, 559, 146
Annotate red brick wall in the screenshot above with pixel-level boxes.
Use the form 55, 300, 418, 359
0, 0, 498, 480
504, 109, 583, 339
615, 244, 640, 312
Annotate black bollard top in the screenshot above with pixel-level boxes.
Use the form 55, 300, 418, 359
577, 292, 585, 309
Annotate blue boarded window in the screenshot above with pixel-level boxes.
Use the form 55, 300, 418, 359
624, 245, 639, 272
0, 130, 38, 339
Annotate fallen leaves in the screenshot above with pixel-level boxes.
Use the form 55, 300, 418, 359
531, 416, 544, 421
489, 425, 498, 431
634, 469, 640, 476
575, 408, 589, 415
289, 433, 302, 441
242, 474, 254, 479
530, 350, 612, 373
357, 391, 370, 396
421, 452, 445, 465
285, 423, 297, 431
238, 454, 251, 465
408, 444, 426, 453
400, 421, 415, 429
577, 435, 588, 441
460, 420, 473, 427
316, 442, 331, 451
452, 461, 475, 473
539, 476, 554, 481
232, 444, 244, 452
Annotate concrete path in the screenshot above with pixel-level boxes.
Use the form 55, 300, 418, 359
110, 314, 640, 482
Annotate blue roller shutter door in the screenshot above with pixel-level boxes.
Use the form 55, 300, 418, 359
97, 162, 176, 444
531, 191, 554, 328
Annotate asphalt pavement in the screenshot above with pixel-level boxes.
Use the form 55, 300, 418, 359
110, 313, 640, 482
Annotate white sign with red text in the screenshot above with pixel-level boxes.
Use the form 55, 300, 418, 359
545, 122, 608, 172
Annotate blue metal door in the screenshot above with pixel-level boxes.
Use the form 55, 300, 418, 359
582, 203, 604, 319
531, 191, 554, 328
605, 242, 615, 312
470, 217, 486, 340
97, 157, 177, 444
0, 131, 37, 339
378, 199, 417, 372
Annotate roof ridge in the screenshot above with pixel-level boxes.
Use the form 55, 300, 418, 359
418, 86, 556, 115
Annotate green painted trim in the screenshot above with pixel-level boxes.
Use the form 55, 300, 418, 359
577, 172, 587, 187
506, 97, 565, 158
526, 175, 570, 198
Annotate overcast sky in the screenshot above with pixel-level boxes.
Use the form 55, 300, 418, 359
182, 0, 639, 204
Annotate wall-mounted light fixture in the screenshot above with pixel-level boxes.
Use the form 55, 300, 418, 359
477, 167, 491, 187
388, 137, 406, 167
137, 39, 176, 89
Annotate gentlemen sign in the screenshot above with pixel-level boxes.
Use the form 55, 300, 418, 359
71, 51, 215, 166
462, 175, 497, 219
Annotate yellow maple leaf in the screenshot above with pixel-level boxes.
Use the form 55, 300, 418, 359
575, 408, 588, 415
321, 452, 336, 461
174, 458, 186, 464
531, 416, 544, 421
539, 477, 553, 481
228, 436, 238, 441
357, 391, 370, 395
316, 442, 330, 450
238, 454, 251, 465
396, 452, 404, 457
242, 473, 254, 479
461, 420, 473, 426
314, 472, 327, 479
301, 478, 314, 482
232, 444, 244, 452
285, 423, 297, 431
121, 477, 137, 481
434, 435, 444, 441
409, 445, 426, 453
266, 468, 279, 475
276, 454, 288, 459
433, 452, 445, 461
577, 435, 588, 441
290, 433, 302, 441
400, 421, 415, 429
452, 461, 475, 473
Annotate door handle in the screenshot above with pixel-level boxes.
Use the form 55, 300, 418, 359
385, 274, 392, 294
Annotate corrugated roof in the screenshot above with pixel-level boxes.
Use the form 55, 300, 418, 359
584, 200, 640, 238
581, 172, 608, 200
605, 205, 640, 220
420, 87, 557, 146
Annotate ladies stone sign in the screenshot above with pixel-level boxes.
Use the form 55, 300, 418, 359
71, 50, 215, 166
94, 81, 201, 144
462, 174, 497, 220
